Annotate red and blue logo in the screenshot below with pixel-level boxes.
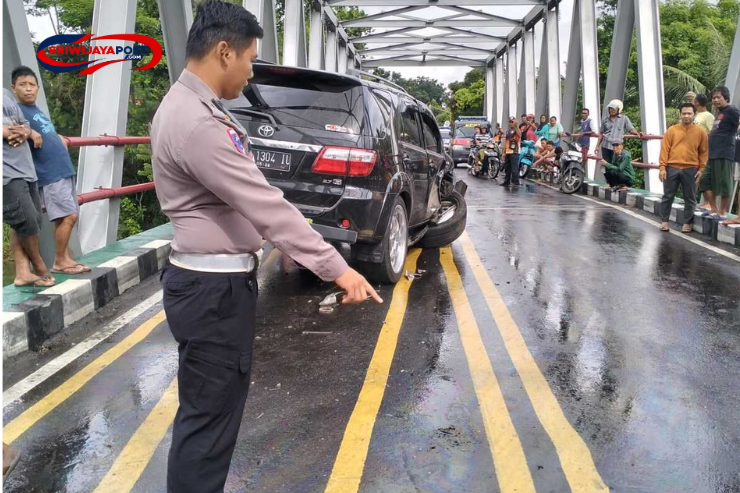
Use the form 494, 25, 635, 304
36, 34, 162, 74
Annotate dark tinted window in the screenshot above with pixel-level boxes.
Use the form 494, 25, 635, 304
399, 103, 422, 148
366, 88, 392, 139
227, 68, 365, 134
421, 114, 440, 153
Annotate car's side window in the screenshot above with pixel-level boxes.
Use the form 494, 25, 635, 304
420, 114, 441, 154
399, 101, 423, 148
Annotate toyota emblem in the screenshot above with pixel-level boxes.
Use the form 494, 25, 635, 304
258, 125, 275, 138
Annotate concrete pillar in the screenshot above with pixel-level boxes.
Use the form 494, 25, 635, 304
157, 0, 193, 84
77, 0, 138, 253
603, 0, 635, 115
522, 28, 536, 115
545, 6, 561, 120
579, 0, 602, 180
506, 43, 518, 122
562, 0, 581, 140
338, 42, 348, 73
494, 54, 505, 128
309, 6, 325, 70
727, 11, 740, 102
634, 0, 666, 194
245, 0, 279, 63
535, 24, 548, 118
283, 0, 307, 67
486, 63, 495, 123
517, 40, 527, 118
325, 28, 338, 72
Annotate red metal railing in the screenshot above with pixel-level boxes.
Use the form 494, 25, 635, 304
67, 131, 667, 202
65, 135, 155, 205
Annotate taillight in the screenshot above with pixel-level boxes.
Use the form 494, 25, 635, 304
454, 138, 469, 146
312, 146, 377, 177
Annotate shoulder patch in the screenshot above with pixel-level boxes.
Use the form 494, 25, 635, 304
226, 127, 246, 155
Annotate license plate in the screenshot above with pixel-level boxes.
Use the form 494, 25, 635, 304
254, 149, 292, 172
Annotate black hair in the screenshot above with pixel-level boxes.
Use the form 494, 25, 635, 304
11, 66, 38, 85
679, 102, 696, 113
550, 115, 557, 120
546, 140, 554, 145
186, 0, 264, 60
555, 146, 563, 154
695, 94, 709, 107
582, 108, 589, 113
711, 86, 731, 103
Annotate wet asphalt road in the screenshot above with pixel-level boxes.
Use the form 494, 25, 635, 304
4, 169, 740, 493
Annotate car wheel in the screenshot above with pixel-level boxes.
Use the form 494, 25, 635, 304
358, 197, 408, 284
417, 190, 467, 248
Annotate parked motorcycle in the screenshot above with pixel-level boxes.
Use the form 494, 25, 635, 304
558, 140, 587, 194
518, 140, 538, 179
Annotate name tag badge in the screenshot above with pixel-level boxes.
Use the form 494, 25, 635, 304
226, 127, 246, 155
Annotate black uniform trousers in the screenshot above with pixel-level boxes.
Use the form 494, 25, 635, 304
161, 263, 258, 493
604, 169, 633, 188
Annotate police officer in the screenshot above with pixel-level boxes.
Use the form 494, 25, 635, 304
150, 2, 382, 491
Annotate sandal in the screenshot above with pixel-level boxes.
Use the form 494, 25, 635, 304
682, 224, 692, 233
660, 224, 670, 232
722, 217, 740, 226
14, 276, 55, 288
74, 263, 92, 273
51, 264, 87, 275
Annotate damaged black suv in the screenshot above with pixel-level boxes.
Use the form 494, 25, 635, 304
224, 63, 467, 284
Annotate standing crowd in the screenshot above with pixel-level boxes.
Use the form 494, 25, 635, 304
482, 86, 740, 230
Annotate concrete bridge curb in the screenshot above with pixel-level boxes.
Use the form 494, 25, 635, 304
526, 169, 740, 248
3, 231, 172, 359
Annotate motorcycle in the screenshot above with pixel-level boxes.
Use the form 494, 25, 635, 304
557, 140, 587, 194
518, 140, 538, 179
468, 141, 501, 179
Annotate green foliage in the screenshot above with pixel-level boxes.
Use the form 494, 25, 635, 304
118, 197, 145, 239
447, 69, 485, 121
370, 68, 447, 105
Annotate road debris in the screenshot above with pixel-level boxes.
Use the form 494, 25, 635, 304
302, 331, 333, 335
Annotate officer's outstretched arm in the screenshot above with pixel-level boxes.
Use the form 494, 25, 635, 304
180, 118, 380, 304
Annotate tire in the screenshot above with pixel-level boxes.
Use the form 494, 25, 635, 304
489, 157, 500, 179
561, 167, 584, 194
417, 190, 467, 248
519, 162, 530, 179
357, 197, 408, 284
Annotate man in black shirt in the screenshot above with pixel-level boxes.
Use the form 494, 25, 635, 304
698, 86, 740, 219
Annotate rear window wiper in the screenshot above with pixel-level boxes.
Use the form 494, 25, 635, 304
227, 108, 280, 130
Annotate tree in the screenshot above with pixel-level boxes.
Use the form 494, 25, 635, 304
369, 69, 447, 105
448, 69, 485, 121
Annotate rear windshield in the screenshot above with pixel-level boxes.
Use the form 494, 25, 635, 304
228, 70, 365, 134
439, 129, 451, 138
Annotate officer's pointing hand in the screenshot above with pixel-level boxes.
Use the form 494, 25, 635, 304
335, 268, 383, 304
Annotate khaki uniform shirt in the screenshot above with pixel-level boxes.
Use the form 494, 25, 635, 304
151, 69, 348, 282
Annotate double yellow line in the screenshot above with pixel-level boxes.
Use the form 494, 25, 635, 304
325, 234, 608, 492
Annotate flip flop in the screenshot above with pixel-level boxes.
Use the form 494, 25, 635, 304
722, 218, 740, 226
14, 276, 55, 288
51, 264, 87, 275
660, 224, 670, 232
3, 448, 22, 482
74, 263, 92, 273
682, 225, 692, 233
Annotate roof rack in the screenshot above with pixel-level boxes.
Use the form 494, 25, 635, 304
346, 68, 408, 95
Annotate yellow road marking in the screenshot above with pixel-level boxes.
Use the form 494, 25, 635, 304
439, 247, 536, 493
324, 249, 421, 493
458, 231, 610, 492
93, 377, 179, 493
3, 310, 167, 444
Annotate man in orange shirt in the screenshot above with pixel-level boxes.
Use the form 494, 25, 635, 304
658, 102, 709, 232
